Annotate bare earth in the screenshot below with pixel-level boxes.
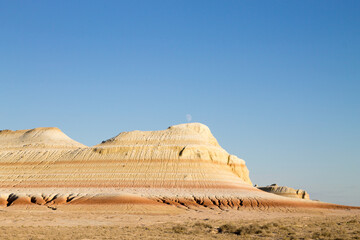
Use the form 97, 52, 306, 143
0, 205, 359, 239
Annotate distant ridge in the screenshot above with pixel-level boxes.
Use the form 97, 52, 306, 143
0, 127, 86, 149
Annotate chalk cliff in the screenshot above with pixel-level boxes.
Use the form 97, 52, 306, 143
0, 123, 251, 189
258, 184, 310, 199
0, 123, 352, 210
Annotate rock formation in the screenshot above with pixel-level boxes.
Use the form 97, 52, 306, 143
0, 127, 85, 149
0, 123, 251, 189
258, 184, 310, 199
0, 123, 355, 209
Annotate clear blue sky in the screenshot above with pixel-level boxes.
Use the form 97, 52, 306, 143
1, 0, 359, 206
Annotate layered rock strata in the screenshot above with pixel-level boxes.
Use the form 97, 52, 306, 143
0, 123, 356, 210
0, 123, 251, 189
258, 184, 310, 199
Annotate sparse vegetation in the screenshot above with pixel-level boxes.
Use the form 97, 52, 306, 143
172, 225, 188, 234
234, 223, 263, 235
218, 223, 237, 233
0, 213, 358, 239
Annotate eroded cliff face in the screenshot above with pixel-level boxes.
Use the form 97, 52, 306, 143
0, 123, 252, 189
93, 123, 252, 185
0, 124, 355, 210
258, 184, 310, 200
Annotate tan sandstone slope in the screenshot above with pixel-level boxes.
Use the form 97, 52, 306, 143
0, 127, 85, 149
0, 123, 356, 209
0, 123, 251, 189
258, 184, 310, 200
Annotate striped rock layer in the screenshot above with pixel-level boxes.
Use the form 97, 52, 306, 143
0, 123, 356, 210
0, 123, 251, 189
258, 184, 310, 200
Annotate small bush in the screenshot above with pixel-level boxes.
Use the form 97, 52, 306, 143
312, 229, 331, 239
312, 232, 321, 238
172, 225, 188, 234
271, 222, 280, 227
235, 224, 263, 235
193, 222, 212, 229
218, 224, 237, 233
347, 219, 357, 224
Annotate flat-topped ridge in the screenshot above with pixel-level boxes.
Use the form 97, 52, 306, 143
91, 123, 252, 185
0, 123, 252, 186
258, 184, 310, 199
97, 122, 219, 147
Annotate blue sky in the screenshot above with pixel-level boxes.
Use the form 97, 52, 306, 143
1, 0, 359, 206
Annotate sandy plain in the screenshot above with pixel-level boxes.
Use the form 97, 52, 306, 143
0, 204, 359, 239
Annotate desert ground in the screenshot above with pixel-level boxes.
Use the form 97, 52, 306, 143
0, 204, 359, 239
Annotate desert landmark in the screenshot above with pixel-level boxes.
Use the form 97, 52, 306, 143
0, 123, 357, 209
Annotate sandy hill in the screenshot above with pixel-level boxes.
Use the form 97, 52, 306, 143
0, 127, 86, 149
0, 123, 357, 210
